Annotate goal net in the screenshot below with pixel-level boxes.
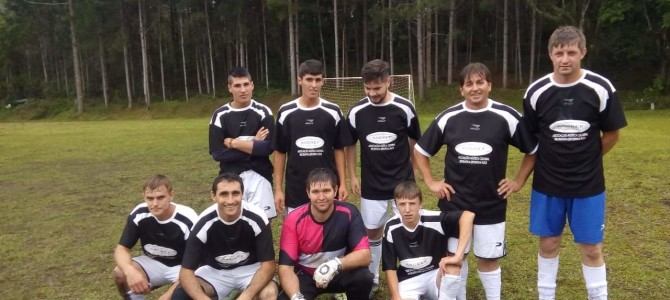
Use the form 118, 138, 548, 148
321, 74, 415, 114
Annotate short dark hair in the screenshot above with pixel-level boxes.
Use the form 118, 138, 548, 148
459, 62, 492, 86
298, 59, 324, 78
143, 174, 173, 193
393, 181, 422, 203
361, 59, 390, 83
227, 67, 252, 84
305, 168, 338, 190
211, 173, 244, 194
548, 25, 586, 53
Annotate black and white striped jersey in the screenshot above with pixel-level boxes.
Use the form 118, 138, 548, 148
272, 98, 349, 208
208, 99, 274, 182
416, 100, 536, 224
181, 202, 274, 270
382, 209, 462, 282
119, 202, 198, 267
345, 93, 421, 200
523, 70, 627, 197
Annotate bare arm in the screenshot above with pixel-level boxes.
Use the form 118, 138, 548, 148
409, 138, 421, 180
440, 211, 475, 270
113, 245, 150, 294
157, 281, 179, 300
273, 151, 287, 214
384, 270, 403, 300
340, 249, 371, 271
498, 154, 536, 199
237, 261, 275, 300
278, 265, 300, 298
345, 145, 360, 196
601, 130, 620, 155
224, 127, 271, 155
414, 148, 455, 200
335, 148, 348, 200
179, 268, 210, 300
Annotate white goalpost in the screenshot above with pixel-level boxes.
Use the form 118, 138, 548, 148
321, 74, 415, 114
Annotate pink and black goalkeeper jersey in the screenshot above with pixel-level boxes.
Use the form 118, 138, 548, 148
279, 201, 369, 275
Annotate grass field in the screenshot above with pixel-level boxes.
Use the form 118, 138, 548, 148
1, 108, 669, 299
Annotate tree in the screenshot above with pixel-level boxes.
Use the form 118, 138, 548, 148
68, 0, 84, 113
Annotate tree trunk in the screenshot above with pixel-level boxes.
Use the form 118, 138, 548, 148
407, 20, 413, 79
204, 0, 216, 97
502, 0, 509, 88
447, 0, 455, 85
262, 0, 270, 89
434, 9, 438, 83
467, 0, 473, 63
388, 0, 394, 74
139, 0, 151, 108
122, 1, 132, 109
289, 0, 297, 95
363, 0, 368, 64
158, 19, 166, 102
64, 54, 70, 97
333, 0, 339, 79
515, 0, 522, 86
426, 7, 432, 88
529, 6, 536, 83
196, 50, 202, 94
417, 7, 424, 99
98, 34, 108, 108
68, 0, 84, 113
40, 37, 48, 84
179, 11, 189, 102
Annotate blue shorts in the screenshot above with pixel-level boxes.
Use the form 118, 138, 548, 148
529, 189, 606, 244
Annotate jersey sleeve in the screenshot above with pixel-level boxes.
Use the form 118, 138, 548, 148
343, 110, 359, 146
407, 105, 421, 140
251, 111, 275, 157
209, 115, 248, 162
599, 91, 627, 132
347, 205, 370, 252
272, 111, 290, 153
522, 95, 539, 135
381, 224, 397, 271
416, 118, 444, 157
254, 223, 275, 262
278, 214, 299, 266
334, 108, 351, 149
440, 210, 464, 238
508, 108, 537, 154
181, 219, 207, 270
118, 213, 140, 248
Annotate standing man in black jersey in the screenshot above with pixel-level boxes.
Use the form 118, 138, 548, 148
523, 26, 627, 300
113, 175, 198, 300
344, 59, 421, 291
415, 63, 536, 300
273, 59, 349, 213
209, 67, 276, 219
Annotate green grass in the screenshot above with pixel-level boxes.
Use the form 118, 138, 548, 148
0, 105, 668, 299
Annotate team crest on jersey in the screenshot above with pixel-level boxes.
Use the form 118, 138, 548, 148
296, 136, 325, 149
399, 256, 432, 269
549, 120, 590, 133
144, 244, 177, 258
455, 142, 493, 156
366, 132, 397, 144
215, 251, 250, 266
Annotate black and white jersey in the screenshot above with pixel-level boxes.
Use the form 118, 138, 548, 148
523, 71, 627, 197
273, 98, 349, 208
345, 93, 421, 200
416, 100, 536, 224
181, 202, 274, 271
119, 203, 198, 267
209, 99, 274, 183
382, 209, 462, 282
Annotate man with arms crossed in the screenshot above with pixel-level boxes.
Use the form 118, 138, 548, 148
278, 168, 373, 300
344, 59, 421, 290
523, 26, 626, 300
383, 181, 475, 300
113, 175, 198, 300
209, 67, 276, 219
273, 59, 349, 214
415, 63, 536, 299
172, 173, 277, 300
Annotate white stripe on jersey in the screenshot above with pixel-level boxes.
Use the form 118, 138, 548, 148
210, 100, 270, 128
132, 212, 152, 226
584, 69, 616, 92
196, 217, 217, 244
523, 73, 552, 100
414, 144, 432, 158
529, 81, 553, 111
385, 219, 403, 244
298, 248, 347, 269
489, 101, 521, 137
436, 109, 463, 132
319, 98, 343, 126
581, 78, 610, 112
278, 98, 342, 125
347, 101, 370, 129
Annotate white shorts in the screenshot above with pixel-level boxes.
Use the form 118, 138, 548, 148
447, 222, 506, 259
239, 170, 276, 219
361, 198, 398, 229
195, 263, 260, 300
397, 269, 439, 300
132, 255, 180, 288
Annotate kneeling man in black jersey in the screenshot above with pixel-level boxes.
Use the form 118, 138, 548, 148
382, 181, 474, 300
172, 173, 277, 300
113, 175, 199, 300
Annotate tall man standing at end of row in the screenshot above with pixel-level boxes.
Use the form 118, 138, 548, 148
344, 59, 421, 291
273, 59, 349, 214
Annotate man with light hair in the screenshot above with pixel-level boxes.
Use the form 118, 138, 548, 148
523, 25, 627, 300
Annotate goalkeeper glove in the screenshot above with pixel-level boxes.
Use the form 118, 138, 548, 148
313, 257, 342, 288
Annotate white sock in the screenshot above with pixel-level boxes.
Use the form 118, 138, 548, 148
438, 274, 461, 300
538, 255, 559, 300
457, 258, 468, 300
369, 238, 382, 285
128, 293, 144, 300
582, 264, 607, 300
478, 268, 501, 300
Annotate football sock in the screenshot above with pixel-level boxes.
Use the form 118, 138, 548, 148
538, 254, 559, 300
478, 267, 501, 300
368, 237, 382, 285
582, 264, 607, 300
457, 258, 469, 300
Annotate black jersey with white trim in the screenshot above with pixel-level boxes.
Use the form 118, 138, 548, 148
119, 203, 198, 267
272, 98, 349, 208
382, 209, 462, 282
209, 99, 274, 182
416, 100, 536, 224
345, 93, 421, 199
181, 202, 274, 270
523, 70, 627, 197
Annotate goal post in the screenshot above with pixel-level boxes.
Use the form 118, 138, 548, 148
321, 74, 415, 114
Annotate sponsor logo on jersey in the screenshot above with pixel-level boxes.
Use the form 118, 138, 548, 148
454, 142, 493, 156
366, 131, 397, 144
215, 251, 250, 266
295, 136, 325, 149
144, 244, 178, 257
237, 135, 254, 141
377, 116, 387, 123
549, 120, 590, 133
399, 256, 432, 270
